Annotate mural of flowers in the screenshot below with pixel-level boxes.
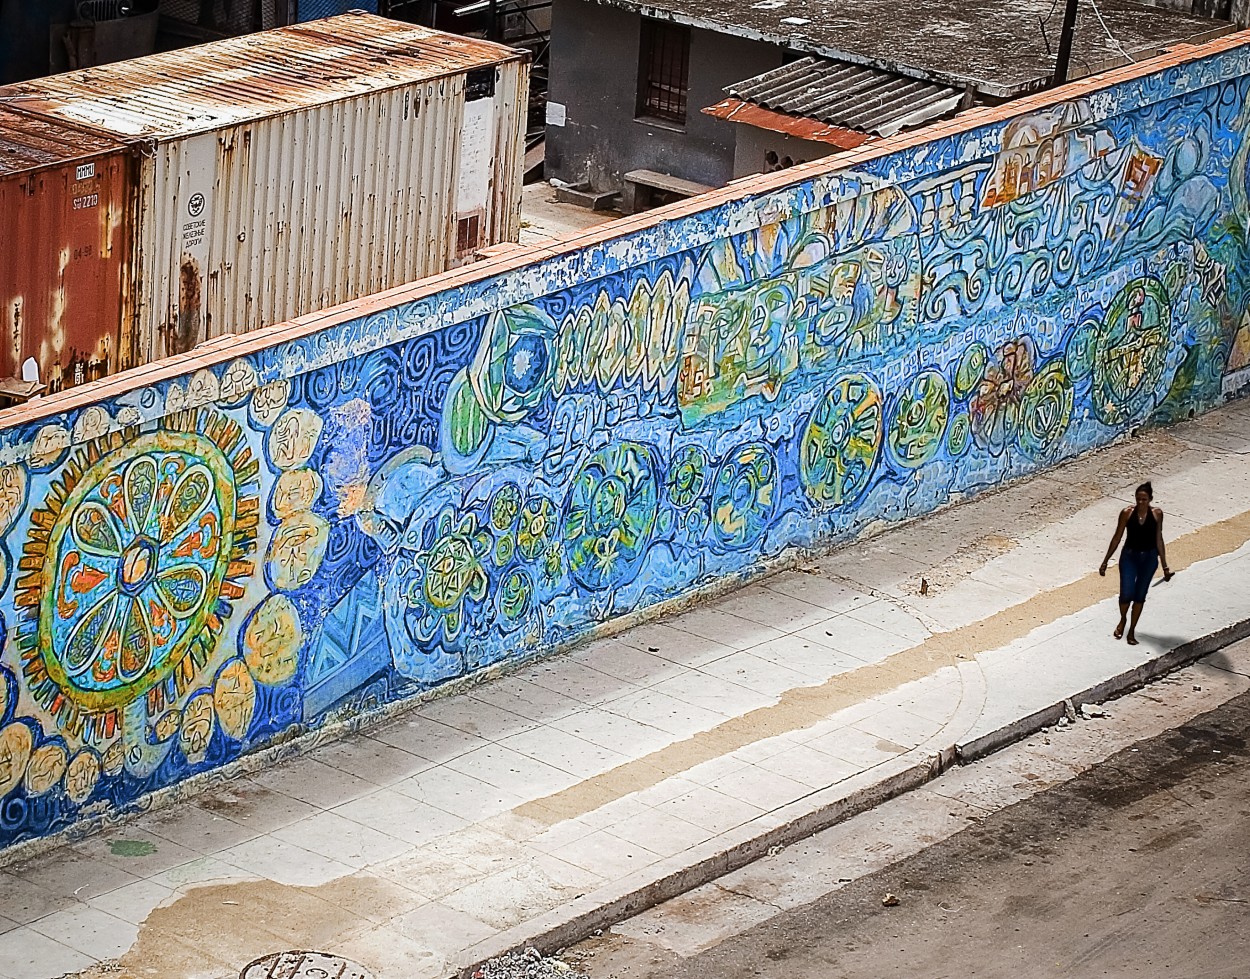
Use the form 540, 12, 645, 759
1020, 361, 1075, 456
666, 445, 709, 509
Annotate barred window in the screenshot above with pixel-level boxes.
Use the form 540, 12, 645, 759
637, 18, 690, 125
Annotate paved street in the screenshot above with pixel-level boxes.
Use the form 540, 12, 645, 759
0, 399, 1248, 979
570, 648, 1250, 979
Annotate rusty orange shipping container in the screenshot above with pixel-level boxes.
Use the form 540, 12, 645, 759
0, 104, 133, 393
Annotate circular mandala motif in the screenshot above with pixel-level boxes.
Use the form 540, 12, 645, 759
947, 412, 972, 456
887, 370, 950, 469
1093, 277, 1171, 425
492, 533, 515, 567
954, 342, 989, 400
710, 442, 779, 549
800, 374, 883, 508
489, 483, 523, 532
498, 568, 534, 624
667, 445, 709, 509
1020, 361, 1075, 456
19, 424, 256, 716
563, 442, 659, 590
1065, 315, 1100, 381
516, 496, 558, 561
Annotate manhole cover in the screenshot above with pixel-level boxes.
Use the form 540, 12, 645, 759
241, 950, 374, 979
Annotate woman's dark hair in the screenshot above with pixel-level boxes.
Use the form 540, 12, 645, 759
1136, 481, 1154, 499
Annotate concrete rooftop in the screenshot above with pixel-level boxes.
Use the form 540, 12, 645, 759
588, 0, 1229, 96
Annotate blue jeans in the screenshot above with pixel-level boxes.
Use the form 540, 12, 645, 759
1119, 548, 1158, 604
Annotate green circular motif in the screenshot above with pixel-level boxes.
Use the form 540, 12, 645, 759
492, 533, 515, 567
489, 483, 523, 532
541, 542, 563, 587
563, 442, 659, 591
1065, 316, 1099, 381
1020, 361, 1075, 457
1093, 277, 1170, 426
947, 412, 972, 456
497, 568, 534, 623
800, 374, 883, 509
887, 370, 950, 469
516, 497, 557, 561
954, 342, 989, 400
667, 445, 709, 509
423, 521, 488, 612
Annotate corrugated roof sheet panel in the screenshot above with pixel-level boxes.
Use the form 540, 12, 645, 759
724, 56, 964, 136
0, 12, 525, 139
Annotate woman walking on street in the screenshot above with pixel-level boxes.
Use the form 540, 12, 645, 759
1099, 481, 1173, 645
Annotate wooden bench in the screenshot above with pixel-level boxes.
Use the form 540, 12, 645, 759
621, 169, 714, 214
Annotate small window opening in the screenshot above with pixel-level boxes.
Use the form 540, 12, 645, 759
637, 18, 690, 125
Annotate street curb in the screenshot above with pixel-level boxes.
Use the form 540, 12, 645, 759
954, 615, 1250, 762
455, 616, 1250, 978
456, 752, 943, 977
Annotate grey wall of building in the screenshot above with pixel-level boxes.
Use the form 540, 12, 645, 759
545, 0, 784, 191
732, 126, 836, 180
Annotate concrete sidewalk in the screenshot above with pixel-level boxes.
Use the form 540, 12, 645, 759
2, 399, 1250, 979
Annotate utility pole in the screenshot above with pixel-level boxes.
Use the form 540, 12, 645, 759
1052, 0, 1079, 86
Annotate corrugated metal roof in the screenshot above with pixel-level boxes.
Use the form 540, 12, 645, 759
725, 56, 965, 136
0, 12, 525, 140
702, 98, 871, 147
0, 106, 129, 177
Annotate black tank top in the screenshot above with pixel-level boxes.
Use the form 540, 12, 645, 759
1124, 508, 1158, 553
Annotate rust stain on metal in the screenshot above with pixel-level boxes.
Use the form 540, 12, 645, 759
0, 105, 132, 392
4, 13, 528, 139
170, 254, 202, 358
703, 98, 872, 148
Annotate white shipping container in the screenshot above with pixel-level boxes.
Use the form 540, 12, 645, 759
8, 13, 529, 369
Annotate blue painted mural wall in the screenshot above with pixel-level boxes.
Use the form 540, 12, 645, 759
1, 41, 1249, 849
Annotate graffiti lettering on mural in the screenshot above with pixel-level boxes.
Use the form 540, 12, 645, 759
0, 64, 1249, 848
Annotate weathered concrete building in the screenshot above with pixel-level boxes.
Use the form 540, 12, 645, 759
545, 0, 1231, 194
